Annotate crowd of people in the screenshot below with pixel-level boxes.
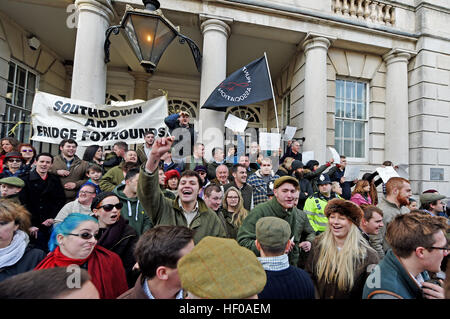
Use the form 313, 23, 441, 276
0, 111, 449, 300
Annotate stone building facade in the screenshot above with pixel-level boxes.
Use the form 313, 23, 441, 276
0, 0, 449, 196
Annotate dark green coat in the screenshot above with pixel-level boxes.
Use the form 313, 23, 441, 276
137, 167, 226, 244
237, 197, 300, 266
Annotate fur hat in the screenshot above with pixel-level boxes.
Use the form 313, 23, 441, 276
324, 198, 364, 226
178, 236, 266, 299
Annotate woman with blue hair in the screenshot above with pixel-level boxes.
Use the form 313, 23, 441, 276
34, 213, 128, 299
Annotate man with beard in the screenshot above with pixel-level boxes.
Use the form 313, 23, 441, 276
376, 177, 412, 253
137, 136, 226, 244
290, 160, 313, 210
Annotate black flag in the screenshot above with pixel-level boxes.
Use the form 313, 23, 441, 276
201, 56, 273, 111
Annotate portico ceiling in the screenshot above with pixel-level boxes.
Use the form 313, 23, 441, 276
0, 0, 299, 80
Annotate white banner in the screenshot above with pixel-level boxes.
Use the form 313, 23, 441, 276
31, 91, 168, 146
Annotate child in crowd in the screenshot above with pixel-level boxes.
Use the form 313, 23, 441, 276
85, 163, 103, 194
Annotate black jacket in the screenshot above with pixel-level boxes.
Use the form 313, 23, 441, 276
96, 217, 138, 288
0, 245, 46, 283
19, 170, 66, 227
294, 173, 314, 210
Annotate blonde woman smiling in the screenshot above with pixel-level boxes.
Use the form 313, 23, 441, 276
221, 187, 248, 239
305, 198, 379, 299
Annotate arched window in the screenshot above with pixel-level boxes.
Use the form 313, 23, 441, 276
226, 105, 261, 123
168, 99, 198, 118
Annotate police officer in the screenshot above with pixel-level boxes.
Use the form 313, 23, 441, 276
303, 173, 340, 234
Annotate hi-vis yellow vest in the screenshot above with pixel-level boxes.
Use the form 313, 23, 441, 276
303, 192, 340, 233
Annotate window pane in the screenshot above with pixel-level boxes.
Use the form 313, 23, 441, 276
355, 121, 364, 139
336, 80, 344, 98
25, 91, 34, 110
335, 119, 342, 138
344, 120, 353, 138
335, 139, 342, 155
355, 140, 364, 158
357, 102, 365, 119
15, 88, 24, 107
6, 83, 13, 103
17, 67, 26, 88
27, 73, 36, 91
345, 102, 352, 118
344, 139, 353, 157
345, 81, 354, 100
8, 63, 15, 82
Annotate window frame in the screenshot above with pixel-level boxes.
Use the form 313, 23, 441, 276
334, 78, 369, 163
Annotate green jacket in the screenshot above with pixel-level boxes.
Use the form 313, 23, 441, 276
295, 209, 316, 243
237, 197, 300, 266
137, 167, 227, 244
99, 162, 125, 192
113, 184, 153, 236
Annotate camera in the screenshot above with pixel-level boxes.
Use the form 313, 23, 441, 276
27, 36, 40, 51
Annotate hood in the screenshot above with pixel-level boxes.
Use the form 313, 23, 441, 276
113, 184, 139, 203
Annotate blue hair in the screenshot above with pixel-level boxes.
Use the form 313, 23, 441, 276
48, 213, 98, 252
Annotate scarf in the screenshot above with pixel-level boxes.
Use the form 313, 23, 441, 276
96, 216, 127, 250
35, 245, 128, 299
0, 230, 29, 268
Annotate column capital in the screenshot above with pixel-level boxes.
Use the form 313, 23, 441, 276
199, 14, 233, 38
75, 0, 115, 22
383, 48, 416, 65
129, 71, 151, 82
302, 33, 336, 54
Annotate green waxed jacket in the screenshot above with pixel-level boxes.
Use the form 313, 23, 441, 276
237, 197, 300, 266
137, 167, 227, 244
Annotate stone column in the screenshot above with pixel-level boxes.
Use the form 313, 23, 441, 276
198, 16, 232, 161
302, 34, 332, 164
383, 49, 412, 165
130, 72, 150, 100
71, 0, 114, 104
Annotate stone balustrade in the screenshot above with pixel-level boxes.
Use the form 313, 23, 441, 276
332, 0, 396, 26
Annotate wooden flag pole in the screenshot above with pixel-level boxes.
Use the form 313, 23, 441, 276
264, 52, 280, 134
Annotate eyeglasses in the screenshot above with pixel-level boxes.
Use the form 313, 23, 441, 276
7, 159, 22, 163
67, 232, 99, 240
21, 149, 33, 152
427, 246, 449, 252
79, 190, 96, 195
96, 202, 123, 211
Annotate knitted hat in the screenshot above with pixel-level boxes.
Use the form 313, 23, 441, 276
164, 169, 181, 181
178, 236, 267, 299
90, 191, 116, 211
273, 176, 299, 189
324, 198, 364, 226
0, 176, 25, 188
256, 216, 291, 248
194, 165, 207, 173
420, 193, 446, 205
317, 173, 332, 185
291, 160, 304, 171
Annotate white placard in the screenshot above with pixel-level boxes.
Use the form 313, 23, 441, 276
259, 132, 281, 151
282, 126, 297, 141
343, 165, 360, 181
396, 164, 409, 180
376, 166, 400, 183
224, 113, 248, 133
327, 147, 341, 164
301, 151, 314, 164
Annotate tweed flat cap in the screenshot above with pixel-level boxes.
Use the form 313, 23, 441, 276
273, 176, 299, 189
324, 198, 364, 226
178, 236, 267, 299
0, 177, 25, 188
256, 216, 291, 248
420, 193, 446, 205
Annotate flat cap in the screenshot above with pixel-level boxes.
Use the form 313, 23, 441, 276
178, 236, 266, 299
256, 216, 291, 248
0, 177, 25, 188
420, 192, 446, 206
273, 176, 299, 189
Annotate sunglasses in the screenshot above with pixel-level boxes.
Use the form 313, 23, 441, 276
67, 232, 99, 240
7, 159, 22, 163
96, 202, 123, 211
21, 149, 33, 152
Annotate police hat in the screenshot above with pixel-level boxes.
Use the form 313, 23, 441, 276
317, 173, 332, 185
